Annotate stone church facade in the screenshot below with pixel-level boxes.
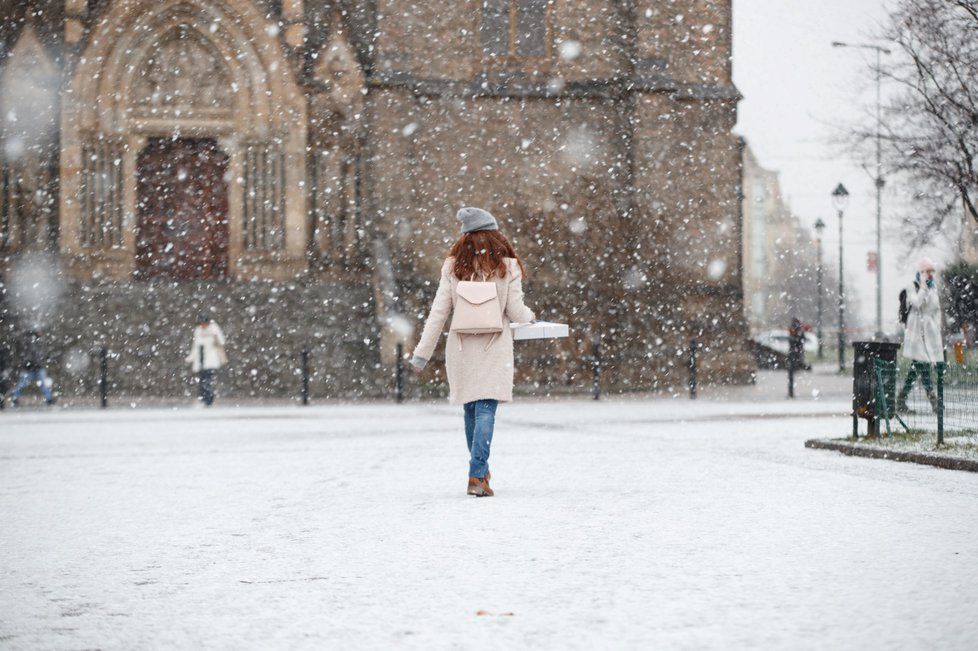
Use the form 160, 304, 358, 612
0, 0, 751, 400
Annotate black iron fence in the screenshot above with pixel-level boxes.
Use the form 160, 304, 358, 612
2, 337, 730, 408
874, 359, 978, 445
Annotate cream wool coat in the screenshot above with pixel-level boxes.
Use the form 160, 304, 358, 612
412, 257, 535, 405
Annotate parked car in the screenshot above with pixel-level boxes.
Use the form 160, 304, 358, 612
753, 329, 819, 356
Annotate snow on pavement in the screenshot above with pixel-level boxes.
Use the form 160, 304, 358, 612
2, 398, 977, 649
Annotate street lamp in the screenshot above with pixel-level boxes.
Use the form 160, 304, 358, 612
833, 41, 890, 339
814, 217, 826, 360
832, 183, 850, 373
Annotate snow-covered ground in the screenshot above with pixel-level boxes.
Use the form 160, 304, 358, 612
2, 394, 978, 649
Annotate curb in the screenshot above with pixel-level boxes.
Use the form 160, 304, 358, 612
805, 438, 978, 473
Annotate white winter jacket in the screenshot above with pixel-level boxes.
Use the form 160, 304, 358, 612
901, 281, 943, 363
186, 322, 227, 372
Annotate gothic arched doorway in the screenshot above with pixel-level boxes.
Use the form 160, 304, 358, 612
60, 0, 308, 281
135, 138, 229, 280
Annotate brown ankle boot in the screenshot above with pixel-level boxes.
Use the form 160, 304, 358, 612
466, 476, 494, 497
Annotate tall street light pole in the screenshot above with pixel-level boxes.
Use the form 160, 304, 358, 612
832, 41, 890, 339
832, 184, 850, 373
814, 218, 826, 360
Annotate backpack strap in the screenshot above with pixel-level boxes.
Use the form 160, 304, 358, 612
455, 332, 499, 352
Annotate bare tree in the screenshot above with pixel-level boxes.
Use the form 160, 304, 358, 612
858, 0, 978, 246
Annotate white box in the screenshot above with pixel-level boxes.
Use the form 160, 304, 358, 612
510, 321, 570, 341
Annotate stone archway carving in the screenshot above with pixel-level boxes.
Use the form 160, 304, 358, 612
60, 0, 307, 281
130, 25, 236, 114
308, 23, 365, 271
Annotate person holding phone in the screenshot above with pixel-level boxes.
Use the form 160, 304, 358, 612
897, 258, 943, 413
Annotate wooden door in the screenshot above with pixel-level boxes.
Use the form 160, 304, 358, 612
136, 138, 229, 280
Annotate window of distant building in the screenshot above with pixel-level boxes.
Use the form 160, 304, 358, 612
481, 0, 552, 59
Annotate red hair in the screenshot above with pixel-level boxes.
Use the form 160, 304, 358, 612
449, 230, 526, 280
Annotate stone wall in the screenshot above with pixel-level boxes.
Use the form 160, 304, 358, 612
358, 0, 752, 391
0, 279, 386, 401
0, 0, 754, 401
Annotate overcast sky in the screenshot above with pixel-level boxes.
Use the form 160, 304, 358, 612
732, 0, 949, 335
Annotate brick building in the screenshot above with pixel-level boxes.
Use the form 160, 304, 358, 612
741, 143, 840, 335
0, 0, 751, 400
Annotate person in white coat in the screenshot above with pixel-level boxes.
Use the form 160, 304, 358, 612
897, 258, 943, 412
186, 314, 227, 406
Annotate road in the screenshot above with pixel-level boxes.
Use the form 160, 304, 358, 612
2, 395, 976, 649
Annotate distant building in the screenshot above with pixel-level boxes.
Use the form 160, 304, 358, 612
0, 0, 752, 398
741, 144, 836, 335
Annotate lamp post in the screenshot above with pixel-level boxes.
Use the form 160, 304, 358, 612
832, 183, 850, 372
832, 41, 890, 339
814, 218, 826, 360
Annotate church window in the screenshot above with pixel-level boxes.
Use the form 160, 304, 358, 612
243, 142, 286, 251
481, 0, 551, 58
311, 148, 358, 260
80, 138, 125, 248
514, 0, 549, 56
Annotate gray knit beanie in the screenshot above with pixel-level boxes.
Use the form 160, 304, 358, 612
457, 207, 498, 234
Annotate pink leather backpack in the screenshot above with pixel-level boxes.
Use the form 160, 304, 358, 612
450, 277, 503, 349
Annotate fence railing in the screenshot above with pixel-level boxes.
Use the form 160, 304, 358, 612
5, 339, 711, 408
874, 359, 978, 445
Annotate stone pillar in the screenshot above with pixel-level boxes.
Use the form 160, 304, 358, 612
58, 133, 81, 258
219, 136, 243, 277
284, 128, 309, 275
123, 134, 146, 276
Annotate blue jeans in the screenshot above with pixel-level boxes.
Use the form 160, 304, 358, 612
11, 368, 54, 402
464, 399, 498, 479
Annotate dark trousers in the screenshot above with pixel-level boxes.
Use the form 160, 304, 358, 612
198, 370, 216, 406
898, 361, 934, 404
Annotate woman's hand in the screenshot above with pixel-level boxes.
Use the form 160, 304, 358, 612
408, 355, 427, 373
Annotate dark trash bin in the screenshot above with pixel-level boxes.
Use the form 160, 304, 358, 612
852, 340, 901, 437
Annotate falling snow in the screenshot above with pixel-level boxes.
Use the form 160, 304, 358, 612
0, 0, 976, 647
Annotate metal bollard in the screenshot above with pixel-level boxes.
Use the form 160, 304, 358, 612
301, 349, 310, 406
937, 362, 945, 446
688, 339, 698, 400
591, 337, 601, 401
788, 354, 796, 399
99, 347, 108, 409
395, 342, 404, 404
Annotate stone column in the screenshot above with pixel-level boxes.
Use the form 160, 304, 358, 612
122, 134, 146, 278
284, 126, 309, 276
58, 134, 82, 259
219, 136, 243, 278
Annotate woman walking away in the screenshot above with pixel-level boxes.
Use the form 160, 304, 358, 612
410, 207, 535, 497
186, 314, 227, 406
897, 258, 944, 413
